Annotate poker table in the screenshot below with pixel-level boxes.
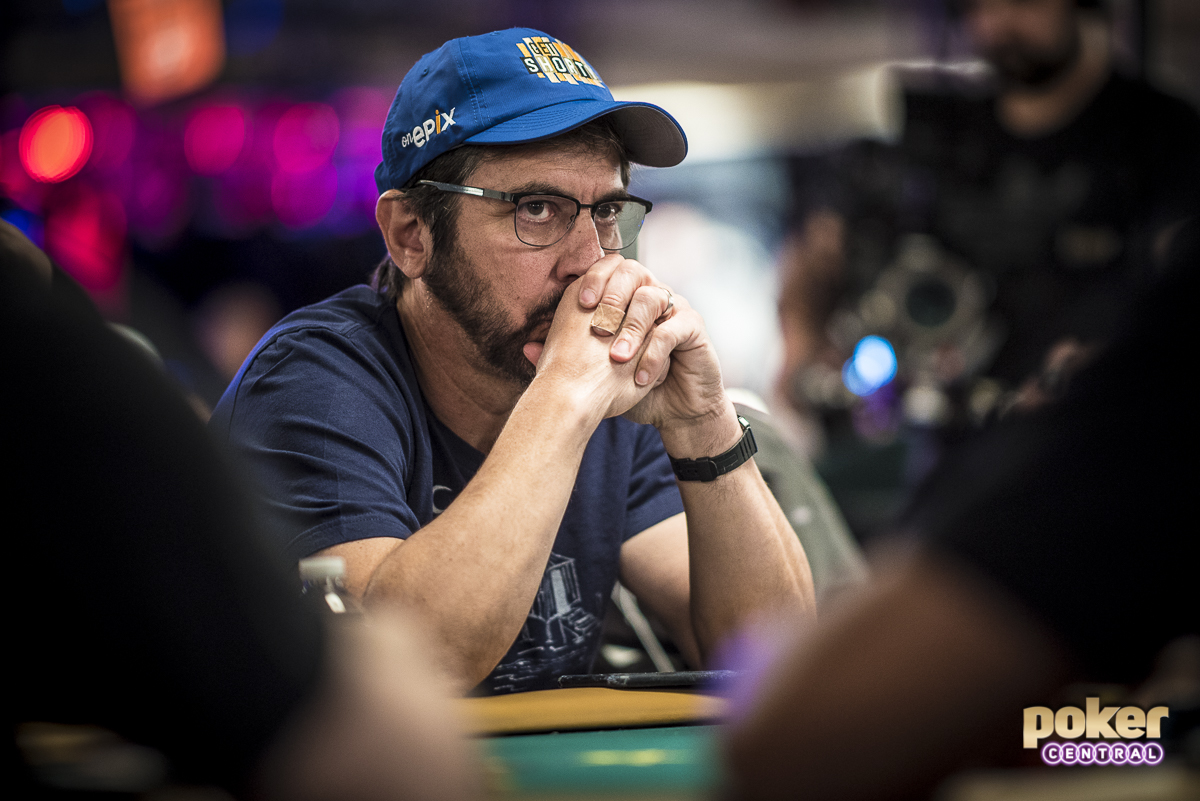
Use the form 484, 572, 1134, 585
459, 687, 729, 799
459, 688, 1200, 800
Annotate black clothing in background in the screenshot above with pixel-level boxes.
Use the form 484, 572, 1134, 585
3, 262, 326, 795
906, 219, 1198, 684
838, 71, 1200, 384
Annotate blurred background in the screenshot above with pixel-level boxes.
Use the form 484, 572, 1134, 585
3, 0, 1197, 540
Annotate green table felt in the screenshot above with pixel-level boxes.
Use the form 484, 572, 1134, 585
482, 724, 724, 799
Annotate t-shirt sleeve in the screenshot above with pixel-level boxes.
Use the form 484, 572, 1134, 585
623, 422, 685, 541
214, 325, 423, 561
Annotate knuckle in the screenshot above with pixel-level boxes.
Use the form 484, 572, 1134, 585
601, 284, 634, 308
620, 315, 648, 336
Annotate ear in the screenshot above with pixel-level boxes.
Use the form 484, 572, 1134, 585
376, 189, 431, 280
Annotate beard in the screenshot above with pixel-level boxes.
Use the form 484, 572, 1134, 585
983, 28, 1081, 89
422, 239, 563, 385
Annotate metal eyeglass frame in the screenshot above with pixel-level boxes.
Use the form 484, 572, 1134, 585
415, 179, 653, 251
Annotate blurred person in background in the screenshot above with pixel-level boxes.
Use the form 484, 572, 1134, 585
777, 0, 1200, 533
210, 28, 814, 697
194, 281, 284, 384
3, 219, 479, 801
726, 216, 1198, 800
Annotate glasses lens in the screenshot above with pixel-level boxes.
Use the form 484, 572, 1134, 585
514, 196, 577, 247
513, 196, 648, 250
594, 200, 647, 251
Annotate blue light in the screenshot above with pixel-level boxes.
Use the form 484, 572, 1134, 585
1, 208, 44, 249
842, 335, 897, 397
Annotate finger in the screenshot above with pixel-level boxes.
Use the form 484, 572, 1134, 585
633, 301, 699, 387
576, 253, 627, 309
594, 257, 655, 316
610, 285, 673, 363
523, 341, 544, 366
655, 288, 675, 324
590, 303, 625, 337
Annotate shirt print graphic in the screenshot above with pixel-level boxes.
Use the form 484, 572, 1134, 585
490, 552, 602, 694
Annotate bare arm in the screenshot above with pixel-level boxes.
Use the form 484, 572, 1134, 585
585, 260, 815, 665
619, 438, 814, 668
664, 406, 815, 663
322, 277, 659, 691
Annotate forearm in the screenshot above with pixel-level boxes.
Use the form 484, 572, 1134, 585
663, 405, 816, 663
362, 381, 601, 690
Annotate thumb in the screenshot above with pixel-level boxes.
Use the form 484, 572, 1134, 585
523, 341, 544, 366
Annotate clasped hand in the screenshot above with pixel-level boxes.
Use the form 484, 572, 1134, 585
525, 254, 726, 429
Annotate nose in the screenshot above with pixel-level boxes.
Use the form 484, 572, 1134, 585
552, 209, 605, 283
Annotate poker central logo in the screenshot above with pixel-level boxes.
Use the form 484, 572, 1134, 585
515, 36, 605, 88
1024, 699, 1170, 766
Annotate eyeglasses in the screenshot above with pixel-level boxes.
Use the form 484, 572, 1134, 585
416, 180, 652, 252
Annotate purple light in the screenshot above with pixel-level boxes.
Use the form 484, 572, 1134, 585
78, 93, 136, 173
186, 104, 246, 175
330, 86, 388, 161
129, 161, 191, 243
271, 161, 337, 228
273, 103, 339, 174
215, 162, 273, 232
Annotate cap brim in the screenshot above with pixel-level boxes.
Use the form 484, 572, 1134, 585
464, 99, 687, 168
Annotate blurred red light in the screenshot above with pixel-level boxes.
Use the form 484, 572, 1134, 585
273, 103, 339, 174
19, 106, 94, 183
1, 130, 47, 211
44, 184, 127, 292
185, 104, 246, 175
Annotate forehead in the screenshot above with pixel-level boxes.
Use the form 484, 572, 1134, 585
466, 142, 626, 195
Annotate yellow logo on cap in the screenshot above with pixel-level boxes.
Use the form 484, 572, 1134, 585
515, 36, 605, 88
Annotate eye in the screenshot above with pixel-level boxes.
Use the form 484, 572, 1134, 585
594, 202, 622, 225
516, 196, 564, 224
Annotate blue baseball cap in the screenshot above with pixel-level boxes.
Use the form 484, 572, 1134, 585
374, 28, 688, 193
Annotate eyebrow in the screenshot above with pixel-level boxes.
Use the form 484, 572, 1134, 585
507, 182, 633, 203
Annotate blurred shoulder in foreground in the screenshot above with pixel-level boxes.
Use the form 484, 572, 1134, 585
726, 217, 1199, 800
2, 219, 480, 801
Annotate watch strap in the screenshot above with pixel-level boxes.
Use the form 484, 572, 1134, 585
669, 416, 758, 482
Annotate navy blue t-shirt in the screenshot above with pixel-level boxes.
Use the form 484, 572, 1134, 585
210, 285, 684, 694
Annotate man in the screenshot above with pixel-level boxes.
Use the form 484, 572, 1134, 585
4, 220, 478, 800
931, 0, 1199, 387
211, 28, 814, 695
776, 0, 1200, 531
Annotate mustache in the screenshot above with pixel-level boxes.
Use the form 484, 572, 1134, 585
518, 289, 566, 338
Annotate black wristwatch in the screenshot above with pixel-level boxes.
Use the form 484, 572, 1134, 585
669, 416, 757, 482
